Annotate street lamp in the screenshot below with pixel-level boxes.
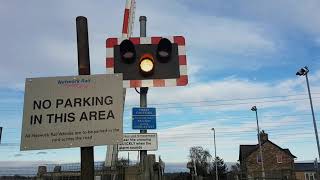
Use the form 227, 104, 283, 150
211, 128, 218, 180
296, 66, 320, 168
251, 106, 265, 180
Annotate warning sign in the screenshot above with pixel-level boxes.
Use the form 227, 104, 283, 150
21, 74, 124, 150
118, 133, 158, 151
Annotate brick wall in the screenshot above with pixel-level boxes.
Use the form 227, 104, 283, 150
245, 141, 295, 179
295, 172, 305, 180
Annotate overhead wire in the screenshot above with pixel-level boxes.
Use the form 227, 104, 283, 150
1, 93, 319, 150
2, 92, 320, 111
124, 92, 320, 108
129, 97, 320, 110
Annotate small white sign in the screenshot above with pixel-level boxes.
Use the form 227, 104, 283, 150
118, 133, 158, 151
21, 74, 124, 150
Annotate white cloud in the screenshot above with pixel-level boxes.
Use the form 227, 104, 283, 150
136, 1, 277, 55
155, 115, 306, 162
0, 0, 286, 91
211, 0, 320, 36
186, 17, 276, 55
122, 70, 320, 161
124, 70, 320, 113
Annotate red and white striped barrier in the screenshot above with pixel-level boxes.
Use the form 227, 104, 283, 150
106, 36, 188, 88
106, 0, 136, 168
122, 0, 135, 38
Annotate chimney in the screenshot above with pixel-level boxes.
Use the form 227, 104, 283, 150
259, 130, 268, 142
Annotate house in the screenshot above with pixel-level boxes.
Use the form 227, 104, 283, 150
295, 162, 319, 180
239, 131, 296, 179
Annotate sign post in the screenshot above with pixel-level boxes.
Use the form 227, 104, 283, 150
139, 16, 148, 163
76, 16, 94, 180
105, 11, 188, 167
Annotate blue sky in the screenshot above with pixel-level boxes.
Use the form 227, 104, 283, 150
1, 0, 320, 165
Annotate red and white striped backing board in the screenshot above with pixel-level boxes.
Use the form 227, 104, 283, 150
106, 36, 188, 88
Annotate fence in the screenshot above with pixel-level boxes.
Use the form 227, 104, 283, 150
238, 169, 296, 180
0, 155, 164, 180
37, 164, 142, 180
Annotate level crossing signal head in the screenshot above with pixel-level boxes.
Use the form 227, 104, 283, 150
106, 36, 188, 88
157, 38, 172, 63
120, 39, 136, 64
118, 37, 173, 78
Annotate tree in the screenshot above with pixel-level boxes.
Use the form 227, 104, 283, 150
228, 163, 240, 180
210, 156, 227, 180
188, 146, 212, 177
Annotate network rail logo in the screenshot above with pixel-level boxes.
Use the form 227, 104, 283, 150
57, 78, 92, 89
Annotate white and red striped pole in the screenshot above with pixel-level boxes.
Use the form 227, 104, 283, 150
122, 0, 136, 38
106, 0, 136, 168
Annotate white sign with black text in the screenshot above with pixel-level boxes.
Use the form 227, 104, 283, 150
118, 133, 158, 151
21, 74, 124, 150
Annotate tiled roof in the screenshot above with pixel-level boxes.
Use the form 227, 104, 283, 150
295, 163, 320, 172
239, 140, 296, 161
239, 145, 258, 161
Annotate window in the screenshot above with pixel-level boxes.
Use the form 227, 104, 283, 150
276, 154, 282, 163
311, 175, 315, 180
257, 154, 262, 163
305, 172, 315, 180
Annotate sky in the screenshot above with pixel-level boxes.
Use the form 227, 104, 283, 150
1, 0, 320, 165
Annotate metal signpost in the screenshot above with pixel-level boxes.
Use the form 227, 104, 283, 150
132, 107, 156, 129
139, 16, 149, 163
118, 133, 158, 151
105, 0, 188, 170
0, 127, 2, 144
106, 16, 188, 164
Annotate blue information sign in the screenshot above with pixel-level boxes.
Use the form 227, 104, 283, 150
132, 107, 156, 129
132, 107, 156, 116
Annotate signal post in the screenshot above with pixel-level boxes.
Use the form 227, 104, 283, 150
106, 15, 189, 166
139, 16, 148, 163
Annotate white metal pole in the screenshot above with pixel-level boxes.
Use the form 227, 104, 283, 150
212, 128, 218, 180
297, 67, 320, 179
214, 129, 218, 180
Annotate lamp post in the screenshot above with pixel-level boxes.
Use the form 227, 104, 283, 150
211, 128, 218, 180
296, 66, 320, 172
251, 106, 265, 180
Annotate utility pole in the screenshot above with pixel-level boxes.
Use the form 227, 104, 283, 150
251, 106, 265, 180
76, 16, 94, 180
296, 66, 320, 178
139, 15, 148, 163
